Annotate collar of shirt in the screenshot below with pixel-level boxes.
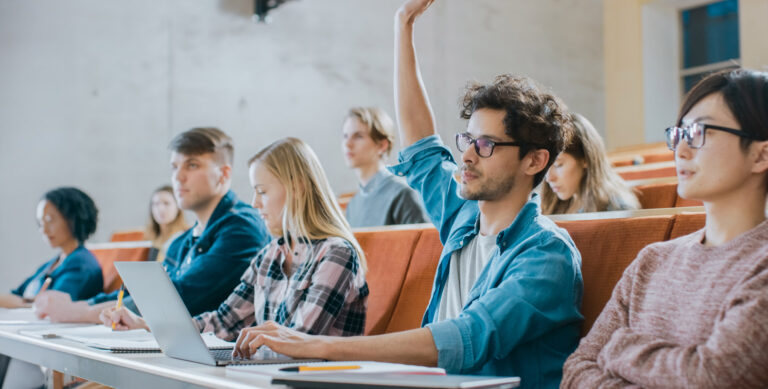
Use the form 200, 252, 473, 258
358, 169, 391, 194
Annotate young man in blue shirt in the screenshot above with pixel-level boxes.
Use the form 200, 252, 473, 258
34, 127, 270, 322
227, 1, 582, 387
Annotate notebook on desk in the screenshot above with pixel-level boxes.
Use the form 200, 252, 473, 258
114, 261, 323, 366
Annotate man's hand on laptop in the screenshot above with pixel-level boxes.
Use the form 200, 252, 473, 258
232, 321, 330, 360
100, 306, 149, 331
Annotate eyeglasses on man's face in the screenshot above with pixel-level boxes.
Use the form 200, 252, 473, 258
664, 122, 760, 151
455, 132, 521, 158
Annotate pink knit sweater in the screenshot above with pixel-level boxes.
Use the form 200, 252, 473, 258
562, 220, 768, 388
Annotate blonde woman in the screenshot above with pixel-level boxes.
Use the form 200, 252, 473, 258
145, 185, 189, 262
102, 137, 369, 342
542, 113, 640, 214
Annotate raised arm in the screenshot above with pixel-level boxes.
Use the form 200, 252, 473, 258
394, 0, 437, 147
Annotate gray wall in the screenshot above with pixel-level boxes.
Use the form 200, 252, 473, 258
0, 0, 603, 288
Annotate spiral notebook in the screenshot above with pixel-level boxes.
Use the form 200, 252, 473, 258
20, 325, 233, 353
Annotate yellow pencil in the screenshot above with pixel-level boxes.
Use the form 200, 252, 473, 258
112, 286, 125, 330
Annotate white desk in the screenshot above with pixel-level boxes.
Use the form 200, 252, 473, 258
0, 324, 281, 389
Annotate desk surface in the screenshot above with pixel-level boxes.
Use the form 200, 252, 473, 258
0, 323, 281, 389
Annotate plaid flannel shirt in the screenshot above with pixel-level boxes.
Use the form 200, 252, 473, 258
193, 236, 368, 341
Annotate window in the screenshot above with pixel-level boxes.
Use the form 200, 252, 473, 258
680, 0, 740, 93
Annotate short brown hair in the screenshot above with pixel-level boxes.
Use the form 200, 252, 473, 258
460, 75, 572, 188
346, 107, 395, 156
168, 127, 234, 165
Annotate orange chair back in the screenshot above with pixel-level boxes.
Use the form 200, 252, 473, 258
385, 228, 442, 333
355, 229, 423, 335
91, 244, 151, 293
556, 215, 675, 336
109, 230, 145, 242
635, 182, 678, 209
669, 213, 706, 239
618, 165, 677, 181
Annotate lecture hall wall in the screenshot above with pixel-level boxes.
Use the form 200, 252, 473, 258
0, 0, 605, 287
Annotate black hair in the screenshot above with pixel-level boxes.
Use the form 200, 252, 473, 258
43, 187, 98, 244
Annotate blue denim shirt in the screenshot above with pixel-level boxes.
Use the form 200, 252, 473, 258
12, 245, 103, 301
389, 136, 583, 389
89, 191, 270, 316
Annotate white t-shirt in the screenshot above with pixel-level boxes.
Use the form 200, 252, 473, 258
436, 232, 498, 322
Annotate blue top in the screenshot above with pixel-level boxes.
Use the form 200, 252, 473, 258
389, 136, 583, 389
12, 245, 103, 301
89, 190, 271, 317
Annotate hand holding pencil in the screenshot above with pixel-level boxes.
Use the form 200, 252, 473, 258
99, 289, 149, 331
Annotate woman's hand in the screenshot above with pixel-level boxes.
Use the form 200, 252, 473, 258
99, 305, 148, 331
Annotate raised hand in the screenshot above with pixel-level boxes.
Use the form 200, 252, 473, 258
396, 0, 436, 25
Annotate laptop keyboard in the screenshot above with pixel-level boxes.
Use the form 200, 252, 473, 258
210, 348, 247, 362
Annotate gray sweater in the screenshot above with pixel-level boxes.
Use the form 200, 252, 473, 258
345, 169, 428, 228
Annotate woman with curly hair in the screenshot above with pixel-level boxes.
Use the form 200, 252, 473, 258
0, 187, 103, 308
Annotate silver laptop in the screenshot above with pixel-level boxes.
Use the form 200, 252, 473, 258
114, 261, 323, 366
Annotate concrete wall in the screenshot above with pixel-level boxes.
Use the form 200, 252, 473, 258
0, 0, 605, 289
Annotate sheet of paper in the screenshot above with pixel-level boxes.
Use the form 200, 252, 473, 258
0, 308, 49, 325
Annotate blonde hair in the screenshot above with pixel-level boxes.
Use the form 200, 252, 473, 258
346, 107, 395, 156
542, 114, 640, 214
248, 138, 367, 272
145, 185, 189, 247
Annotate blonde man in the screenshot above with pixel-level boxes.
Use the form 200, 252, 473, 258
342, 107, 428, 227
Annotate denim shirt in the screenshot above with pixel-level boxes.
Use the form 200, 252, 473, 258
89, 191, 270, 316
12, 245, 103, 301
389, 136, 583, 389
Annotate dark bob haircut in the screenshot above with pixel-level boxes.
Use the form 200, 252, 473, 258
677, 68, 768, 149
43, 187, 98, 244
460, 74, 573, 188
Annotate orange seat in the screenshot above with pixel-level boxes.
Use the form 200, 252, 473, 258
356, 229, 423, 335
385, 228, 442, 333
556, 215, 675, 336
674, 196, 703, 208
109, 229, 145, 242
91, 244, 151, 293
635, 182, 678, 209
668, 213, 706, 239
618, 165, 677, 181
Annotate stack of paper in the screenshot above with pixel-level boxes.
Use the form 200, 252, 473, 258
0, 308, 49, 325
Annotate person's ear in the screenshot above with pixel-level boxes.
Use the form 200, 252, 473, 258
219, 164, 232, 184
523, 149, 550, 177
751, 140, 768, 174
378, 140, 390, 158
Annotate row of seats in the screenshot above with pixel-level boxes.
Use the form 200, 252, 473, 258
631, 178, 702, 209
361, 209, 706, 337
96, 208, 706, 337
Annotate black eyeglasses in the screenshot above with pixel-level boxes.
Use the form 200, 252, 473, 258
665, 122, 761, 151
455, 133, 522, 158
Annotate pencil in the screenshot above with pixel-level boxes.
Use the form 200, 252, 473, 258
279, 365, 361, 373
112, 286, 125, 330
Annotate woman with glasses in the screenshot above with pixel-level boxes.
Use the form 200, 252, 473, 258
0, 187, 103, 309
563, 69, 768, 387
540, 113, 640, 214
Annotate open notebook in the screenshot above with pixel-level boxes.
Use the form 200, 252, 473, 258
20, 325, 233, 353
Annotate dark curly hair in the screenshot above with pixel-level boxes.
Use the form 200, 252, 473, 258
460, 74, 573, 188
43, 187, 98, 244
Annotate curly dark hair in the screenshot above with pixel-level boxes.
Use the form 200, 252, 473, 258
43, 187, 98, 243
460, 74, 573, 188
